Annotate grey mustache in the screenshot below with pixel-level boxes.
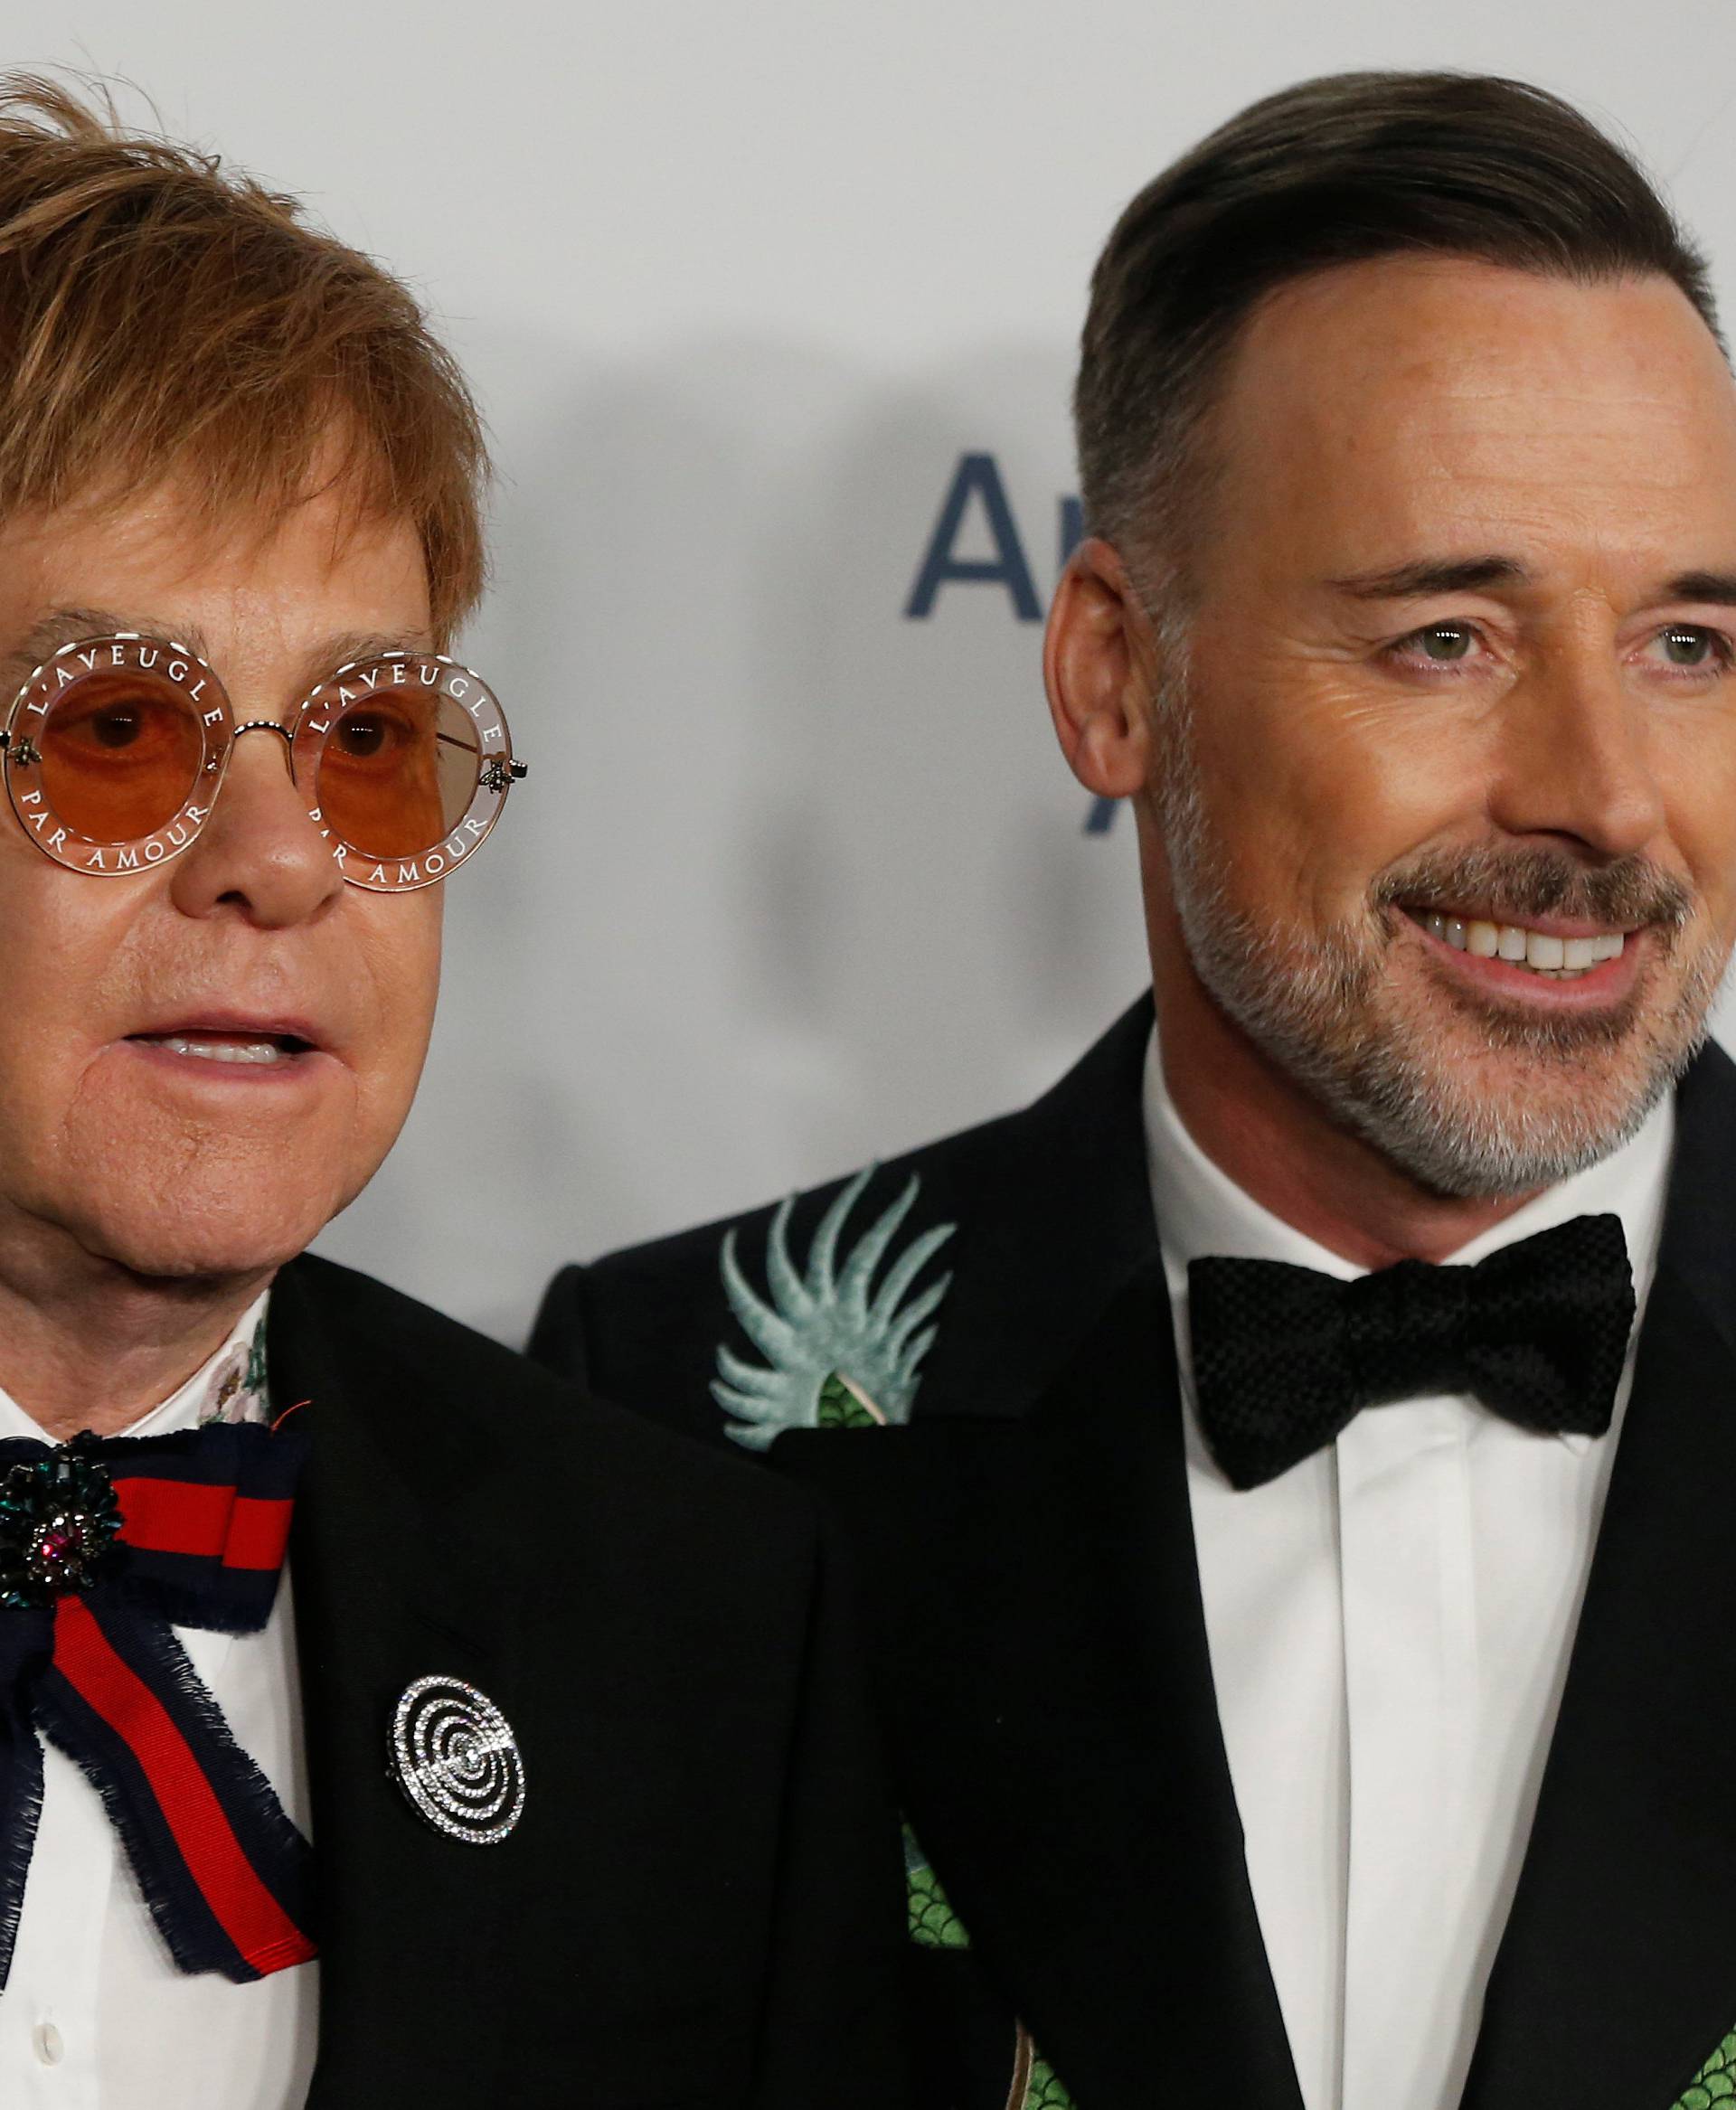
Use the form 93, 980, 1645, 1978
1374, 846, 1694, 932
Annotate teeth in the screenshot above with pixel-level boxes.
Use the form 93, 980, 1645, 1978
1414, 912, 1628, 980
156, 1036, 284, 1065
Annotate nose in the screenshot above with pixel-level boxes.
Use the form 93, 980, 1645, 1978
167, 719, 344, 926
1486, 620, 1666, 862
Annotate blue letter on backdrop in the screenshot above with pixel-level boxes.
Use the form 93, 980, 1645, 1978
905, 454, 1042, 622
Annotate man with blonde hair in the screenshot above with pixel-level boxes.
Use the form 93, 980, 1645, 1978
0, 80, 905, 2109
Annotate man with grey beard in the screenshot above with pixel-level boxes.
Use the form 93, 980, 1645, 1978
534, 71, 1736, 2110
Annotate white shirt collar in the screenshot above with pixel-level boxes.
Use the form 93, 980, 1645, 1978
1142, 1023, 1675, 1450
0, 1290, 273, 1446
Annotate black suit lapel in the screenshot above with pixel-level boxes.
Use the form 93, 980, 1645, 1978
1464, 1045, 1736, 2110
910, 996, 1159, 1424
268, 1262, 530, 2103
776, 1256, 1303, 2110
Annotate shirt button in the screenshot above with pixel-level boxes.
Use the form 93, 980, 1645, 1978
32, 2020, 63, 2066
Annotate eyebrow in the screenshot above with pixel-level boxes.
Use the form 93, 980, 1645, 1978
0, 608, 140, 700
1660, 570, 1736, 606
4, 607, 151, 674
315, 630, 440, 674
1326, 558, 1530, 599
1325, 558, 1736, 610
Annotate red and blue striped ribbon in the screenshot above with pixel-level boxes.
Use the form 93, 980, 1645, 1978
0, 1420, 315, 1985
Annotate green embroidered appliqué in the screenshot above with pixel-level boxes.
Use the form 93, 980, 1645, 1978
901, 1830, 1077, 2108
817, 1373, 881, 1432
1022, 2060, 1077, 2110
905, 1827, 969, 1949
712, 1166, 956, 1449
1675, 2029, 1736, 2105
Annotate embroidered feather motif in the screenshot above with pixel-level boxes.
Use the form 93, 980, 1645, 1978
712, 1167, 956, 1450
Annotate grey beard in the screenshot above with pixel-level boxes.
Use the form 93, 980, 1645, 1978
1156, 727, 1724, 1201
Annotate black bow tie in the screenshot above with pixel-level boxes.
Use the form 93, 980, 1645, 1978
1187, 1214, 1636, 1491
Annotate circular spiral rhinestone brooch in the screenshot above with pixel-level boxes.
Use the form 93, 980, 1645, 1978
388, 1675, 525, 1845
0, 1436, 122, 1610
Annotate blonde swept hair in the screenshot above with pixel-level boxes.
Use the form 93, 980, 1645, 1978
0, 74, 488, 640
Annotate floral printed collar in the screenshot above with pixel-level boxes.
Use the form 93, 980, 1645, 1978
191, 1295, 272, 1427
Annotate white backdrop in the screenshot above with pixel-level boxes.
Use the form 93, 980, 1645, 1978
9, 0, 1736, 1342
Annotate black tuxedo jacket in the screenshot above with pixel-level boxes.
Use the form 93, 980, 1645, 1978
532, 998, 1736, 2110
268, 1253, 908, 2109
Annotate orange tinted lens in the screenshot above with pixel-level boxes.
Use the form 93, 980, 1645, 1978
316, 692, 481, 858
38, 672, 204, 843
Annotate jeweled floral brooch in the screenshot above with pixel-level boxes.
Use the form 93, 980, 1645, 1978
0, 1436, 122, 1609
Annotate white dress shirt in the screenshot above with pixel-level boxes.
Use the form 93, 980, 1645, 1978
1144, 1030, 1673, 2110
0, 1295, 317, 2110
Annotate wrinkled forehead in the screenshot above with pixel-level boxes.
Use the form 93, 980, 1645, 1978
0, 474, 435, 706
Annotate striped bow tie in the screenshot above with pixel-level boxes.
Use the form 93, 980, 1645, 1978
0, 1418, 315, 1985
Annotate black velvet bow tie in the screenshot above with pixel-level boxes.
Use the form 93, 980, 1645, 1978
1187, 1213, 1637, 1491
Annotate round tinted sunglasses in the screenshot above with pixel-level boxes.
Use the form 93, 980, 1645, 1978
0, 633, 528, 892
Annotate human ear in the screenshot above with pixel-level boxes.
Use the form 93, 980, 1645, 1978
1043, 537, 1156, 800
